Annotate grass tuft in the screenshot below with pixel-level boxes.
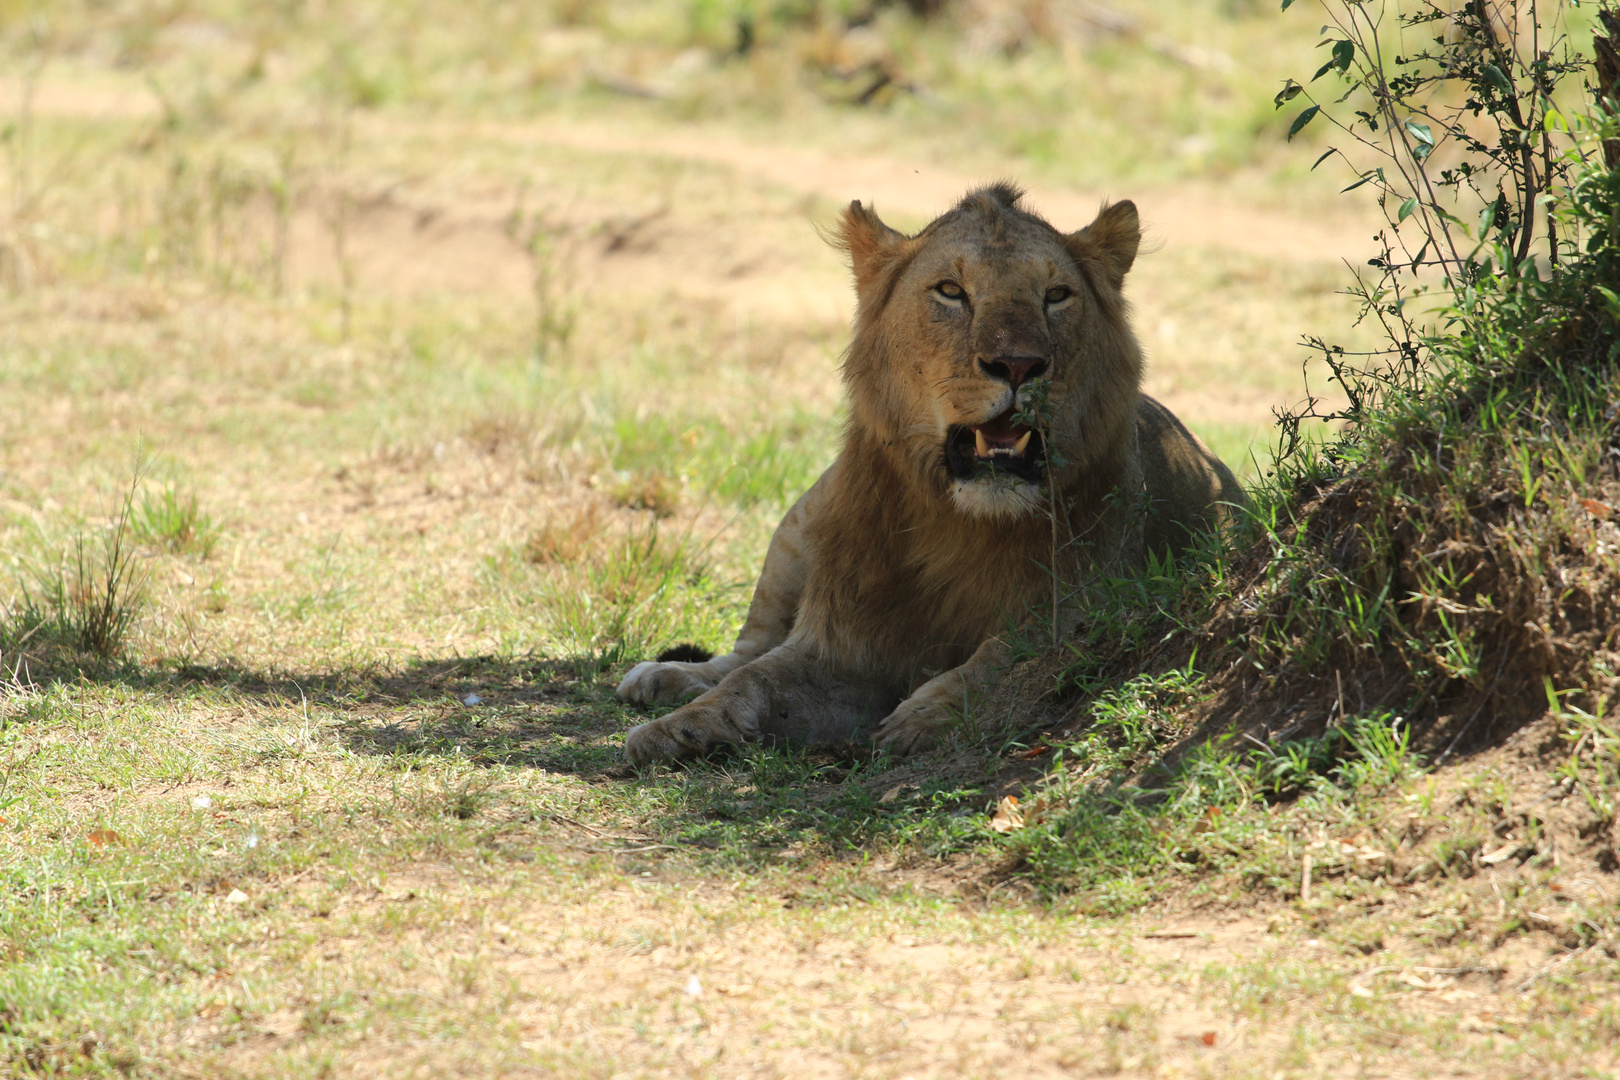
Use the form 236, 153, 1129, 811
132, 482, 218, 557
4, 486, 147, 664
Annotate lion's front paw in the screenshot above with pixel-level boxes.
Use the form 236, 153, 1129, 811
624, 703, 750, 766
616, 660, 716, 706
874, 695, 955, 756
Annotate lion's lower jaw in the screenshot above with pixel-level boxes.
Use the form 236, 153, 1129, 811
949, 476, 1046, 520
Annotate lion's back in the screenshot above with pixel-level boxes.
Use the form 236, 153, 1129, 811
1136, 395, 1248, 556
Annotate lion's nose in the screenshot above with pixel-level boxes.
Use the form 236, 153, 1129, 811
979, 355, 1048, 389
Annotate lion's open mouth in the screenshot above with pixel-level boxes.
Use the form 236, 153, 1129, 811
944, 410, 1045, 484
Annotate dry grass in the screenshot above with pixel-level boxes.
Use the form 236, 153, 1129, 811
0, 2, 1611, 1077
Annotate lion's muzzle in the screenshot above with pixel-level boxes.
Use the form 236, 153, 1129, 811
977, 355, 1047, 389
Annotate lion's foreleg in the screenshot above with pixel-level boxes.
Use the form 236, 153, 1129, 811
624, 643, 892, 765
617, 475, 824, 706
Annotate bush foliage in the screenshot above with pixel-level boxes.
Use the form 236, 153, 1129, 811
1000, 0, 1620, 898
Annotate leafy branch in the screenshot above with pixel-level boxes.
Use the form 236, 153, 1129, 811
1271, 0, 1594, 461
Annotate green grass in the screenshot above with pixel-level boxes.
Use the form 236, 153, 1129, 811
0, 1, 1615, 1073
132, 482, 219, 557
1, 0, 1355, 196
3, 660, 1617, 1075
495, 521, 750, 666
603, 406, 836, 512
2, 491, 146, 664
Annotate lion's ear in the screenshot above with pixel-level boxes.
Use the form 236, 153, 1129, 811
837, 200, 910, 297
1067, 200, 1140, 291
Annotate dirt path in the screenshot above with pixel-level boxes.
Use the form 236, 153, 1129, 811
518, 114, 1374, 264
10, 73, 1373, 262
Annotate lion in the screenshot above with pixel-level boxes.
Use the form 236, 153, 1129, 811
617, 184, 1244, 764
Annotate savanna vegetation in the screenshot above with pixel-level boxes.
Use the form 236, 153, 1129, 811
1, 0, 1617, 1076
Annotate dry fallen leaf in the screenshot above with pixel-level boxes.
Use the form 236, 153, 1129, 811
1580, 497, 1615, 520
224, 889, 249, 904
1200, 1031, 1217, 1047
87, 829, 122, 847
989, 795, 1024, 833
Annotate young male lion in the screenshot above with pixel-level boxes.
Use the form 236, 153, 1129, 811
617, 184, 1243, 764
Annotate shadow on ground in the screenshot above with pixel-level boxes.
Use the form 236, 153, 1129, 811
8, 648, 660, 779
4, 645, 1011, 877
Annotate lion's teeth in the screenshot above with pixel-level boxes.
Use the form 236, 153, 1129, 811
974, 429, 989, 457
1013, 431, 1032, 456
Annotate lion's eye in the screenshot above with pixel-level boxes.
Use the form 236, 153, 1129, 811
934, 281, 966, 301
1045, 285, 1073, 305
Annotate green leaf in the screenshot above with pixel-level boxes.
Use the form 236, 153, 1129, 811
1478, 201, 1497, 236
1311, 148, 1337, 169
1409, 237, 1431, 272
1404, 119, 1434, 146
1332, 39, 1355, 72
1432, 206, 1469, 235
1288, 105, 1321, 141
1398, 197, 1418, 222
1596, 285, 1620, 321
1281, 0, 1295, 9
1274, 80, 1303, 108
1405, 119, 1435, 163
1481, 64, 1512, 94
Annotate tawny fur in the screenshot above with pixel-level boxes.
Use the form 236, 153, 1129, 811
617, 185, 1244, 762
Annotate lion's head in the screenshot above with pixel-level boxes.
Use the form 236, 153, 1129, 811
836, 184, 1143, 519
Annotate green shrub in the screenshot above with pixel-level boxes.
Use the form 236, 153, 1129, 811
997, 0, 1620, 899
